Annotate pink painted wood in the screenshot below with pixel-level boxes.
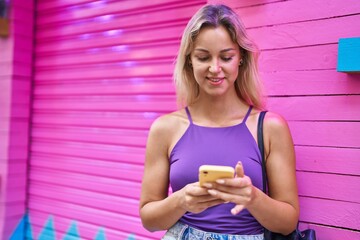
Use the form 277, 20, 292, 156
300, 222, 360, 240
295, 146, 359, 175
263, 70, 360, 95
248, 14, 360, 50
268, 95, 360, 121
23, 0, 360, 239
299, 197, 359, 230
230, 0, 360, 238
28, 1, 206, 239
289, 121, 360, 148
0, 0, 34, 239
236, 0, 360, 28
297, 172, 359, 203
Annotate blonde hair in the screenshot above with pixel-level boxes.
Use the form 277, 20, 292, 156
174, 4, 266, 109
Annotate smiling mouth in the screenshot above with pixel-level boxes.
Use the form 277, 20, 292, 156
207, 77, 224, 84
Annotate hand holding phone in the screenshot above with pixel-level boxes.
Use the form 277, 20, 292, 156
199, 165, 235, 187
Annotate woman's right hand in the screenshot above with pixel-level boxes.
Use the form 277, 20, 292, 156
177, 182, 225, 214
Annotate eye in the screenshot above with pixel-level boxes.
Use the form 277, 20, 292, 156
221, 56, 233, 62
197, 56, 210, 62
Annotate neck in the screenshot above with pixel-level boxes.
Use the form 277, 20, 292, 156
190, 92, 249, 125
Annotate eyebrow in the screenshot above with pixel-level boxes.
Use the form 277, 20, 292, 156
194, 48, 237, 53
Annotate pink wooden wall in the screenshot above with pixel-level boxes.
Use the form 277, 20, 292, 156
0, 0, 34, 239
0, 0, 359, 239
26, 0, 206, 239
209, 0, 360, 239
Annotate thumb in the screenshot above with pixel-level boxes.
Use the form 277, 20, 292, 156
235, 161, 245, 178
231, 204, 245, 215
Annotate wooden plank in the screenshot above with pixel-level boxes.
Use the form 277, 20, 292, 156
236, 0, 360, 28
295, 146, 360, 176
297, 172, 360, 203
210, 0, 281, 8
4, 188, 26, 202
37, 0, 100, 11
12, 6, 34, 24
31, 125, 148, 147
248, 14, 360, 50
37, 0, 203, 24
35, 24, 183, 53
299, 197, 360, 230
36, 4, 201, 38
28, 184, 140, 217
262, 70, 360, 95
29, 167, 143, 196
34, 61, 174, 80
299, 222, 360, 240
32, 95, 177, 112
289, 121, 360, 148
259, 44, 338, 72
31, 111, 158, 129
268, 95, 360, 121
30, 153, 144, 181
35, 43, 179, 67
13, 35, 34, 51
0, 203, 25, 217
30, 141, 146, 165
11, 0, 33, 10
33, 78, 175, 95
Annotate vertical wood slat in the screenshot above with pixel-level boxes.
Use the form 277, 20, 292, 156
0, 0, 34, 239
211, 0, 360, 238
29, 1, 206, 239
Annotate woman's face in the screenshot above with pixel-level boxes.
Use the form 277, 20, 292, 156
190, 25, 241, 98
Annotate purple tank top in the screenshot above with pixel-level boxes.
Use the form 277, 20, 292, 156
169, 106, 264, 234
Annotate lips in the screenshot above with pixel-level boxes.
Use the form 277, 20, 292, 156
207, 77, 224, 85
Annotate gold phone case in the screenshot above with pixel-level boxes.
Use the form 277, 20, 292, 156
199, 165, 235, 186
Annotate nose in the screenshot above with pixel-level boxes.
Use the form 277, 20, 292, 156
209, 61, 221, 73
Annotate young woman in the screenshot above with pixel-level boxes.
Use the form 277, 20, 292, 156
139, 4, 299, 239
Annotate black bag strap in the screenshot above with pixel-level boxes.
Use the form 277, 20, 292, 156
257, 112, 315, 239
257, 111, 268, 193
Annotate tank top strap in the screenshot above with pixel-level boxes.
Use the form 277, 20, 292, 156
242, 105, 253, 124
185, 107, 193, 124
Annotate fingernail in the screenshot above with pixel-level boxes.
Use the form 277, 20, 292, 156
216, 179, 225, 184
208, 189, 217, 195
231, 209, 237, 215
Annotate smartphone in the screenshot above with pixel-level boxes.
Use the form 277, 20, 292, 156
199, 165, 235, 187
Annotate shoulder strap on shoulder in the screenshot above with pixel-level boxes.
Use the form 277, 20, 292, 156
185, 107, 193, 124
257, 111, 268, 193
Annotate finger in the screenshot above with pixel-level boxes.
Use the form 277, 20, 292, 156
235, 161, 244, 177
187, 184, 213, 196
197, 194, 222, 203
215, 176, 252, 188
231, 204, 245, 215
192, 199, 227, 213
207, 189, 249, 203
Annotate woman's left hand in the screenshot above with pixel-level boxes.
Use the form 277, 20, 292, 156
204, 161, 257, 215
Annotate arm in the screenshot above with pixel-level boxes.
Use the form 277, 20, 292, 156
139, 115, 185, 231
247, 112, 299, 234
139, 114, 224, 232
207, 112, 299, 234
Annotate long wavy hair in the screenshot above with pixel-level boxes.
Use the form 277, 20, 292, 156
173, 4, 266, 109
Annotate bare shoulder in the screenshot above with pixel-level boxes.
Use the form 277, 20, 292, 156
148, 109, 189, 144
149, 110, 188, 133
263, 111, 291, 134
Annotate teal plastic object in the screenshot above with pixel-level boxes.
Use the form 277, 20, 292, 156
337, 37, 360, 73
